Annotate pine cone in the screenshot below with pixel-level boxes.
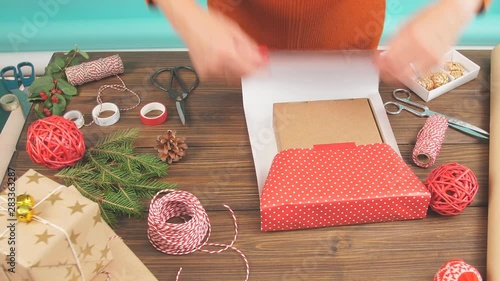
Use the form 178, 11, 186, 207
155, 130, 188, 164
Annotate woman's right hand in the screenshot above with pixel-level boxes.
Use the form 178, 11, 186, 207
181, 10, 268, 82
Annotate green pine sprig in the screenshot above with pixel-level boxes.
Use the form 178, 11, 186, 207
55, 128, 176, 226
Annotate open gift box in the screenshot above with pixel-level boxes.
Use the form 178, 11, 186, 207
401, 49, 480, 102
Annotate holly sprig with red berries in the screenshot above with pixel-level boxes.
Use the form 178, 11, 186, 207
28, 47, 89, 118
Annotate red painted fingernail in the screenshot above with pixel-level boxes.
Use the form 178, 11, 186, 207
259, 45, 269, 61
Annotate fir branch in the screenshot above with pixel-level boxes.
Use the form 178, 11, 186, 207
102, 190, 143, 217
128, 179, 177, 198
87, 153, 129, 185
56, 128, 176, 228
99, 204, 117, 226
91, 128, 139, 149
90, 148, 168, 178
70, 182, 105, 205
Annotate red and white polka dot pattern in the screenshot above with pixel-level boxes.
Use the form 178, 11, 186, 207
260, 143, 431, 231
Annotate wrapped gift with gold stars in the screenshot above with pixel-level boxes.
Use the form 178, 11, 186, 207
0, 169, 113, 281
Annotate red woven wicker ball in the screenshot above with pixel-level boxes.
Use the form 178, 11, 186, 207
424, 163, 479, 216
434, 259, 482, 281
26, 115, 85, 170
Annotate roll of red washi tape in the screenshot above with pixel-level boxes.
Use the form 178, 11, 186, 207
140, 102, 167, 126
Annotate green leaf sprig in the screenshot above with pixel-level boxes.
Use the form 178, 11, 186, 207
28, 47, 89, 118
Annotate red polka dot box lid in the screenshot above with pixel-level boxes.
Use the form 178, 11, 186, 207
260, 143, 431, 231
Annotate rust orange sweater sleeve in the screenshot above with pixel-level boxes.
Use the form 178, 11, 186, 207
208, 0, 386, 50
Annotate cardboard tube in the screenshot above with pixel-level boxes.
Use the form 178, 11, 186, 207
487, 45, 500, 280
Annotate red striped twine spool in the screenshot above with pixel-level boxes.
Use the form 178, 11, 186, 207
412, 115, 448, 168
147, 190, 249, 281
65, 55, 124, 86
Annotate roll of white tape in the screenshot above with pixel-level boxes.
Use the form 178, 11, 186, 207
0, 94, 20, 112
92, 102, 120, 126
63, 110, 85, 129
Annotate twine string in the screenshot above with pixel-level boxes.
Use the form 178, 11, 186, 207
147, 190, 249, 281
83, 75, 141, 127
412, 115, 448, 168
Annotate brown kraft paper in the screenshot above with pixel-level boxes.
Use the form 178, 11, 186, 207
488, 45, 500, 281
0, 170, 113, 281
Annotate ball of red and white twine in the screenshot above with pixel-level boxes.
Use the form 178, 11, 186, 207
147, 190, 249, 281
65, 54, 124, 86
413, 115, 448, 168
434, 259, 482, 281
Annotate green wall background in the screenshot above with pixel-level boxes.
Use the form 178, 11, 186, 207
0, 0, 499, 53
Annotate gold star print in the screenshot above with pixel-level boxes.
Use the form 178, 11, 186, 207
26, 173, 43, 184
68, 272, 80, 281
93, 261, 106, 274
47, 192, 63, 205
100, 245, 111, 259
80, 242, 94, 259
69, 230, 81, 245
65, 266, 74, 278
35, 230, 55, 244
68, 201, 87, 215
93, 210, 102, 226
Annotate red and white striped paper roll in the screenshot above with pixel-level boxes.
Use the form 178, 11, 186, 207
412, 115, 448, 168
65, 55, 124, 86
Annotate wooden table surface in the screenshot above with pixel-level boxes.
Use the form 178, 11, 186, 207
7, 50, 491, 280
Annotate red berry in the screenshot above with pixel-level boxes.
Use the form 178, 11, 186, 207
43, 108, 52, 117
56, 89, 62, 94
51, 95, 59, 104
40, 92, 47, 101
51, 89, 57, 94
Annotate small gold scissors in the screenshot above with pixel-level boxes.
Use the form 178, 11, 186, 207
384, 89, 489, 139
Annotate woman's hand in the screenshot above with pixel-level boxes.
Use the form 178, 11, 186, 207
376, 0, 482, 84
181, 10, 268, 82
156, 0, 268, 82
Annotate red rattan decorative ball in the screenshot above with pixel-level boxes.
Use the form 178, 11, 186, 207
434, 259, 482, 281
26, 115, 85, 170
424, 163, 479, 216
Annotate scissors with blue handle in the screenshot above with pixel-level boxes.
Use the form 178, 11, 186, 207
384, 89, 489, 140
150, 66, 199, 125
0, 62, 35, 118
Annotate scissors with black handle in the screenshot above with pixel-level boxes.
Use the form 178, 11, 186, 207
384, 88, 489, 140
0, 62, 35, 118
150, 66, 199, 125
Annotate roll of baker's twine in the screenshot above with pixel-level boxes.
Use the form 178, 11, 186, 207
65, 54, 124, 86
412, 115, 449, 168
147, 190, 249, 281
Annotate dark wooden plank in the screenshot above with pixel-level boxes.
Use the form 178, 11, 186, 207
115, 207, 487, 281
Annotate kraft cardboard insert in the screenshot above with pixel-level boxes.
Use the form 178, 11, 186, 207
273, 98, 384, 151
